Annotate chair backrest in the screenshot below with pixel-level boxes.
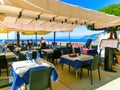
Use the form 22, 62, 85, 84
87, 50, 98, 56
0, 55, 8, 69
7, 45, 14, 52
32, 51, 37, 59
91, 55, 101, 70
66, 43, 72, 48
62, 49, 71, 55
74, 48, 81, 54
85, 39, 92, 48
21, 47, 27, 51
53, 49, 61, 59
29, 67, 51, 90
18, 53, 26, 61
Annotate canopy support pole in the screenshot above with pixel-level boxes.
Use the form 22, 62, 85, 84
69, 32, 70, 42
17, 32, 20, 47
35, 32, 37, 43
54, 32, 56, 43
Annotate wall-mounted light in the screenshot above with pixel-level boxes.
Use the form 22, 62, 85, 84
18, 12, 22, 18
38, 15, 40, 19
53, 17, 55, 21
61, 21, 64, 24
65, 19, 67, 23
75, 20, 78, 24
50, 19, 52, 22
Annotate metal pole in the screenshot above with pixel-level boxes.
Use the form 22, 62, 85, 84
7, 30, 9, 41
17, 32, 20, 47
69, 32, 70, 42
54, 32, 56, 43
35, 32, 37, 43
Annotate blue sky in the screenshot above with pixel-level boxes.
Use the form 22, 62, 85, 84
61, 0, 120, 10
1, 0, 120, 40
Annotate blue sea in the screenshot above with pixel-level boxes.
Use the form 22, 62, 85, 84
0, 33, 99, 43
0, 36, 97, 43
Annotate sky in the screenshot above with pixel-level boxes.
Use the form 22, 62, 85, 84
1, 0, 120, 40
61, 0, 120, 10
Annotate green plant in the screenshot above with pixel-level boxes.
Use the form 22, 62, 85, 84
114, 50, 120, 55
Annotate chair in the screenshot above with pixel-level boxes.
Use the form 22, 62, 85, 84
32, 51, 40, 59
18, 53, 27, 61
84, 38, 92, 48
52, 49, 61, 64
87, 49, 98, 56
66, 43, 72, 53
7, 45, 14, 52
62, 49, 71, 55
80, 55, 101, 85
0, 55, 9, 76
21, 47, 27, 51
27, 67, 52, 90
74, 47, 81, 55
0, 76, 13, 89
32, 51, 37, 59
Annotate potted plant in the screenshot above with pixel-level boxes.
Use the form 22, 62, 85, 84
114, 50, 120, 64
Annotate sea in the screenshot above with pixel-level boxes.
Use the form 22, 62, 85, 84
0, 33, 99, 43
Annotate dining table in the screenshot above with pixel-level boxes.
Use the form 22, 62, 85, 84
0, 52, 18, 61
33, 46, 41, 50
59, 54, 93, 78
19, 50, 38, 56
41, 49, 54, 54
10, 58, 58, 90
41, 49, 54, 60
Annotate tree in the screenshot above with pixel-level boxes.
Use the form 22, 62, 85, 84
99, 4, 120, 39
87, 4, 120, 39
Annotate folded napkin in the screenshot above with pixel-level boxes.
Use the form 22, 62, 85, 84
36, 51, 40, 59
26, 52, 32, 60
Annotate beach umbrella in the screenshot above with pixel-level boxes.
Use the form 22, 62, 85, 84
0, 29, 10, 41
22, 31, 50, 42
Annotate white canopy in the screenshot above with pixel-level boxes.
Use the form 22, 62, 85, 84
0, 0, 120, 33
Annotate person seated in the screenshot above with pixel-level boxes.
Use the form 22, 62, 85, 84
8, 40, 14, 46
21, 40, 26, 47
29, 39, 33, 45
40, 37, 46, 49
0, 40, 7, 53
0, 40, 5, 47
26, 40, 31, 48
21, 40, 25, 45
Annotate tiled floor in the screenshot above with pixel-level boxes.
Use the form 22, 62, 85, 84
1, 60, 120, 90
